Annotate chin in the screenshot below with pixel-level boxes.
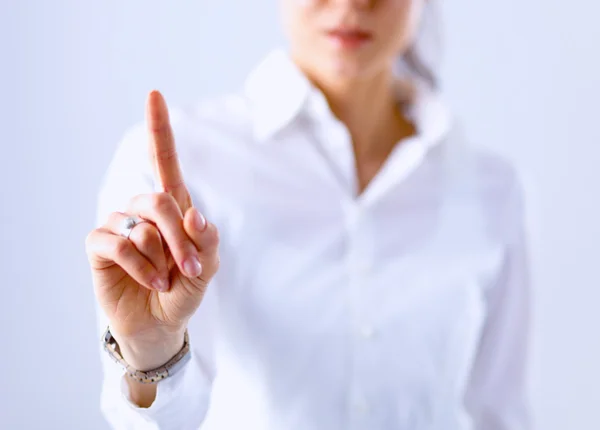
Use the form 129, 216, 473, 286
321, 55, 382, 82
296, 48, 387, 84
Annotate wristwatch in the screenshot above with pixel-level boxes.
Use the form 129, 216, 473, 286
102, 326, 191, 384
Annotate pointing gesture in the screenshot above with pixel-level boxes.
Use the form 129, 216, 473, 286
86, 90, 220, 375
147, 90, 193, 211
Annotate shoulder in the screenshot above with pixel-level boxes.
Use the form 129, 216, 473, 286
435, 127, 528, 241
440, 127, 525, 206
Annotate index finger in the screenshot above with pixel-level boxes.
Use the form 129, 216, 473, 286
146, 90, 192, 210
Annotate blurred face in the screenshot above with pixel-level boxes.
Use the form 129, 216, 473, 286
280, 0, 426, 80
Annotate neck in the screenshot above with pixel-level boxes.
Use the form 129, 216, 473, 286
298, 62, 415, 159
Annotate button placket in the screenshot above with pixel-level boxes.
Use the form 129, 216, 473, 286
345, 202, 376, 339
345, 201, 377, 428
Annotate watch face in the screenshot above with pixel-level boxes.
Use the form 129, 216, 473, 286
103, 327, 112, 344
102, 327, 122, 359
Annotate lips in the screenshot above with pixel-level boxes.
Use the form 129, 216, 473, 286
326, 28, 373, 49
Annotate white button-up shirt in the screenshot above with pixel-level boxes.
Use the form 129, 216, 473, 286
95, 49, 531, 430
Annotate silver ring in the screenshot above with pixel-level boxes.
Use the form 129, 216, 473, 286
119, 215, 146, 240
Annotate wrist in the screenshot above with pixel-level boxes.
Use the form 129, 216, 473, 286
112, 327, 186, 371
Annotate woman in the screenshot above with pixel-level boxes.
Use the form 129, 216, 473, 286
86, 0, 531, 429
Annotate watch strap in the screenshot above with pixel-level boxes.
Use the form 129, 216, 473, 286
102, 326, 191, 384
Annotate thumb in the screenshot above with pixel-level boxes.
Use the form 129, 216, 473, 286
182, 207, 220, 283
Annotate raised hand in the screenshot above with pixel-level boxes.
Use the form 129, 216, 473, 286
86, 90, 219, 372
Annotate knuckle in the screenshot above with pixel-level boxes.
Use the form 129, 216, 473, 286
136, 225, 159, 249
113, 238, 132, 258
151, 192, 175, 212
165, 180, 186, 194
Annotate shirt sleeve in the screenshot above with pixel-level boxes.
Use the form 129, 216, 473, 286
464, 172, 533, 430
93, 124, 218, 430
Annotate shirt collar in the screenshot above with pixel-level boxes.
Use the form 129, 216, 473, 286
404, 79, 453, 149
244, 48, 452, 146
244, 49, 311, 142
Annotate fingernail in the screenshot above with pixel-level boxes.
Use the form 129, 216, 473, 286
193, 208, 207, 231
183, 256, 202, 278
152, 278, 169, 292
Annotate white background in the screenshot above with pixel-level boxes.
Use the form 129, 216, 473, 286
1, 1, 598, 429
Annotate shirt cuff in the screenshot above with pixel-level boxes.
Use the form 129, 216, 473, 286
101, 350, 212, 430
